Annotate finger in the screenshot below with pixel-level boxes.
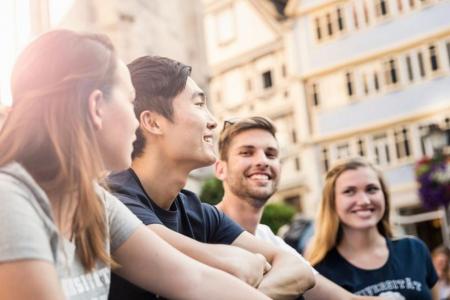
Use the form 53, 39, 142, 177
263, 261, 272, 273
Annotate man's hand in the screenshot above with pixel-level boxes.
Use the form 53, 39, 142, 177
148, 224, 273, 287
223, 248, 271, 287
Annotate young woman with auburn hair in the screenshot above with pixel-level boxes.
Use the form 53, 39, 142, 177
306, 158, 439, 299
0, 29, 269, 300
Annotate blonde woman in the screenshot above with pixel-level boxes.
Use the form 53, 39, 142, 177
0, 29, 269, 300
306, 158, 438, 299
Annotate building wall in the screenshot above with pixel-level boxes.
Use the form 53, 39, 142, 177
49, 0, 209, 89
288, 0, 450, 222
203, 0, 309, 209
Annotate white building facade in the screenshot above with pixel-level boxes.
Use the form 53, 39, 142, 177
204, 0, 450, 243
286, 0, 450, 238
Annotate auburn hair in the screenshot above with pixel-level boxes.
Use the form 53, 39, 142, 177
0, 30, 118, 270
306, 157, 392, 266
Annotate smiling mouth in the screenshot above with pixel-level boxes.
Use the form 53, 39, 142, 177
351, 208, 375, 215
248, 173, 272, 180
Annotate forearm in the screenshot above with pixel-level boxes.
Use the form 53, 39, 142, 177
149, 224, 246, 275
258, 251, 315, 300
114, 226, 270, 300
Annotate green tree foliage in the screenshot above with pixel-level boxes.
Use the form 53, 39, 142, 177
199, 177, 224, 205
261, 202, 296, 234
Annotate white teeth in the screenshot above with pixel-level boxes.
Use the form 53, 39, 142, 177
203, 137, 212, 143
251, 174, 269, 180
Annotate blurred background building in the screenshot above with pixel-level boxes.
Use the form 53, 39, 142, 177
203, 0, 450, 247
0, 0, 210, 192
1, 0, 449, 246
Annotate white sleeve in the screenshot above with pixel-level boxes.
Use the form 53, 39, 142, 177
256, 224, 319, 275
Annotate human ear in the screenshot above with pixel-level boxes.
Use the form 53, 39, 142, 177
140, 110, 163, 135
214, 160, 227, 181
88, 90, 104, 130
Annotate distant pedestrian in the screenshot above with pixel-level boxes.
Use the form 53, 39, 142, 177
432, 245, 450, 300
306, 157, 439, 299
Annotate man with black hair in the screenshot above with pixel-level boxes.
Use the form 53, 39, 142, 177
108, 56, 315, 300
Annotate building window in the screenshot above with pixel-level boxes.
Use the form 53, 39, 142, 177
406, 55, 414, 82
321, 147, 329, 172
346, 72, 354, 96
337, 8, 345, 31
352, 5, 359, 29
315, 17, 322, 40
418, 51, 426, 77
419, 124, 433, 156
311, 83, 320, 106
357, 138, 366, 156
292, 129, 297, 144
384, 59, 398, 85
363, 1, 370, 24
363, 74, 369, 95
394, 128, 411, 159
375, 0, 389, 17
326, 13, 333, 36
262, 71, 273, 89
373, 72, 380, 91
216, 8, 235, 45
429, 45, 439, 72
373, 133, 391, 165
336, 143, 350, 160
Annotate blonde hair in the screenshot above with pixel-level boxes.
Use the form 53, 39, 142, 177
0, 30, 118, 271
306, 157, 392, 266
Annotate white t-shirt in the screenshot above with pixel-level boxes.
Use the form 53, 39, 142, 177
255, 224, 317, 275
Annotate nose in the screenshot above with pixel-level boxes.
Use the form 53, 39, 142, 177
206, 108, 217, 130
356, 192, 371, 205
254, 150, 269, 168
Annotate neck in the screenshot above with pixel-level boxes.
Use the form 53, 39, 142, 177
338, 226, 385, 252
217, 191, 264, 234
131, 150, 191, 210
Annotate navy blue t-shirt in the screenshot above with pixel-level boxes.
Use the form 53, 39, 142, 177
315, 237, 438, 299
107, 168, 244, 300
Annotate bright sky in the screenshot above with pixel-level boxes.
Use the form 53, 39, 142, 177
0, 0, 73, 106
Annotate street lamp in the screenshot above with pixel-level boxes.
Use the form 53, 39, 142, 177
424, 123, 447, 156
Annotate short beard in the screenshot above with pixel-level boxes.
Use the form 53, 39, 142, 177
229, 184, 274, 209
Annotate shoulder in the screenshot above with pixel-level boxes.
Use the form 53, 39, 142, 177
390, 236, 428, 251
389, 236, 431, 259
179, 189, 202, 202
255, 224, 275, 238
179, 189, 207, 212
107, 169, 140, 196
314, 247, 342, 272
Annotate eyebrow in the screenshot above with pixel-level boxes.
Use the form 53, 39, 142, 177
237, 145, 279, 153
191, 91, 206, 101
